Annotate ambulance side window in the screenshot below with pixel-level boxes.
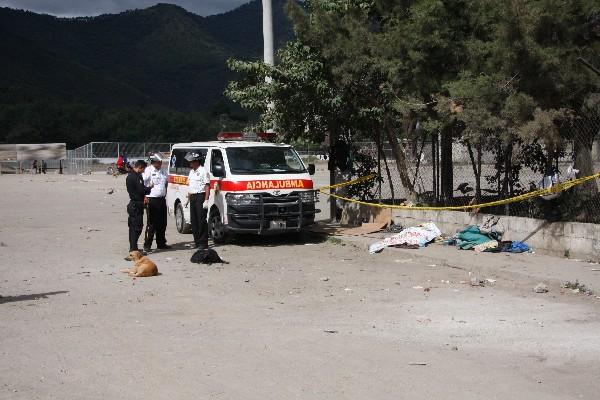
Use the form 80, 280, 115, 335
211, 150, 224, 172
170, 148, 207, 175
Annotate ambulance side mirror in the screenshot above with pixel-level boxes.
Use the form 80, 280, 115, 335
213, 163, 226, 178
308, 163, 316, 176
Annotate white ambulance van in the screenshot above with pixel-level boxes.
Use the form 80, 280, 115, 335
166, 132, 319, 243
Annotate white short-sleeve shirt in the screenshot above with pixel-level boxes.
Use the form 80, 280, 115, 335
142, 165, 168, 198
188, 166, 210, 194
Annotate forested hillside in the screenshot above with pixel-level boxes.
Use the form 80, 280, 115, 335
0, 1, 294, 146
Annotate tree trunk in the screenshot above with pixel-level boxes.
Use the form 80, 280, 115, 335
573, 128, 598, 197
377, 135, 395, 202
440, 125, 453, 203
384, 116, 416, 200
466, 141, 482, 202
328, 132, 337, 221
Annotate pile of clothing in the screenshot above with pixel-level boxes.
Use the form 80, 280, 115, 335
449, 225, 529, 253
369, 222, 442, 254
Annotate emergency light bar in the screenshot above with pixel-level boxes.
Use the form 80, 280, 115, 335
217, 131, 279, 142
217, 132, 244, 141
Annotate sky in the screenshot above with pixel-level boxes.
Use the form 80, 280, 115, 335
0, 0, 250, 17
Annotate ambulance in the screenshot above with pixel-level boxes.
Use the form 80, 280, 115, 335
166, 132, 319, 243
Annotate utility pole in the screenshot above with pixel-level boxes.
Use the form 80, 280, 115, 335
262, 0, 275, 134
262, 0, 274, 66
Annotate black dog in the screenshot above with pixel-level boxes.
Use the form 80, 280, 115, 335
190, 248, 228, 264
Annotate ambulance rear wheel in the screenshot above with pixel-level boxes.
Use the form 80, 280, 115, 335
209, 208, 231, 244
175, 202, 191, 234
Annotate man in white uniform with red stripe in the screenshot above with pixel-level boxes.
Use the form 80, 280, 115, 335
185, 152, 210, 249
142, 153, 170, 251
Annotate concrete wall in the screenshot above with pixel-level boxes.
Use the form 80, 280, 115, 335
342, 202, 600, 259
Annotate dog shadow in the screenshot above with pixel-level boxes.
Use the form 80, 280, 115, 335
0, 291, 69, 304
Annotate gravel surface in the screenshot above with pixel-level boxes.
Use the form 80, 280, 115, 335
1, 173, 599, 399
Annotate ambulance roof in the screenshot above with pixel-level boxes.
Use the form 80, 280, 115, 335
171, 141, 291, 149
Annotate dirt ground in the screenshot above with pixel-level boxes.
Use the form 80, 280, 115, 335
1, 173, 599, 399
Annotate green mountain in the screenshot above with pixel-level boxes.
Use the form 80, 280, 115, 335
0, 1, 294, 112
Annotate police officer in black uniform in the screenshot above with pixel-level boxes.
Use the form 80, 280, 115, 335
126, 160, 151, 258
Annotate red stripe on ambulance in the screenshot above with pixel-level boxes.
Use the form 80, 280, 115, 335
168, 175, 313, 191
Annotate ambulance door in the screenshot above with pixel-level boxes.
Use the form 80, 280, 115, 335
168, 147, 207, 233
208, 148, 226, 222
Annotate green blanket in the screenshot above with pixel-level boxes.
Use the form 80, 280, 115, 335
456, 225, 493, 250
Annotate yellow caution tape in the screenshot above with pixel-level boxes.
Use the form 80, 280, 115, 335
318, 172, 600, 211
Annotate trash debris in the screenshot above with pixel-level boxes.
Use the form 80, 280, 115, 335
563, 280, 592, 295
412, 286, 424, 290
486, 279, 497, 284
469, 273, 484, 286
506, 241, 530, 253
382, 223, 404, 233
323, 330, 338, 334
369, 222, 441, 254
339, 222, 388, 236
320, 277, 330, 282
244, 279, 251, 283
106, 189, 114, 195
473, 240, 498, 252
533, 283, 549, 293
408, 362, 427, 366
470, 277, 484, 287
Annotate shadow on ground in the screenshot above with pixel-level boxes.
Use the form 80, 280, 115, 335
229, 231, 328, 247
0, 291, 69, 304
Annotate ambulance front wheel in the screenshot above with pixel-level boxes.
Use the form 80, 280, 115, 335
175, 202, 192, 234
209, 207, 231, 244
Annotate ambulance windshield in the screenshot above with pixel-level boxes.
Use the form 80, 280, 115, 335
226, 146, 306, 175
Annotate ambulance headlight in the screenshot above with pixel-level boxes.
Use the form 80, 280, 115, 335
299, 190, 319, 203
226, 193, 260, 205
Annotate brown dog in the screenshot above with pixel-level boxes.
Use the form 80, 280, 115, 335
121, 251, 158, 277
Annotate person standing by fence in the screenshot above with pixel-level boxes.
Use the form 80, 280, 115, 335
142, 153, 170, 251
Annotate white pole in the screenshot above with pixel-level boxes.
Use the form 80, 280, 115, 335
262, 0, 275, 134
262, 0, 274, 66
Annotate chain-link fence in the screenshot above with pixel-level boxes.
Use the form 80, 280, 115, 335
66, 142, 172, 174
346, 110, 600, 224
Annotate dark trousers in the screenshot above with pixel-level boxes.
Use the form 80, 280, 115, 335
144, 197, 167, 248
127, 200, 144, 251
190, 193, 208, 248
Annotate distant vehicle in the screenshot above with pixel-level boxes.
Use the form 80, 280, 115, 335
166, 132, 319, 243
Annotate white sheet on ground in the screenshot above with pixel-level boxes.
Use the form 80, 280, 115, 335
369, 222, 442, 254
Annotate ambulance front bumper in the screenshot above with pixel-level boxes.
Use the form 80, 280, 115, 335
226, 191, 319, 234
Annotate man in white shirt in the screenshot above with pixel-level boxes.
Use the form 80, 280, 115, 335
142, 153, 170, 251
185, 152, 210, 249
